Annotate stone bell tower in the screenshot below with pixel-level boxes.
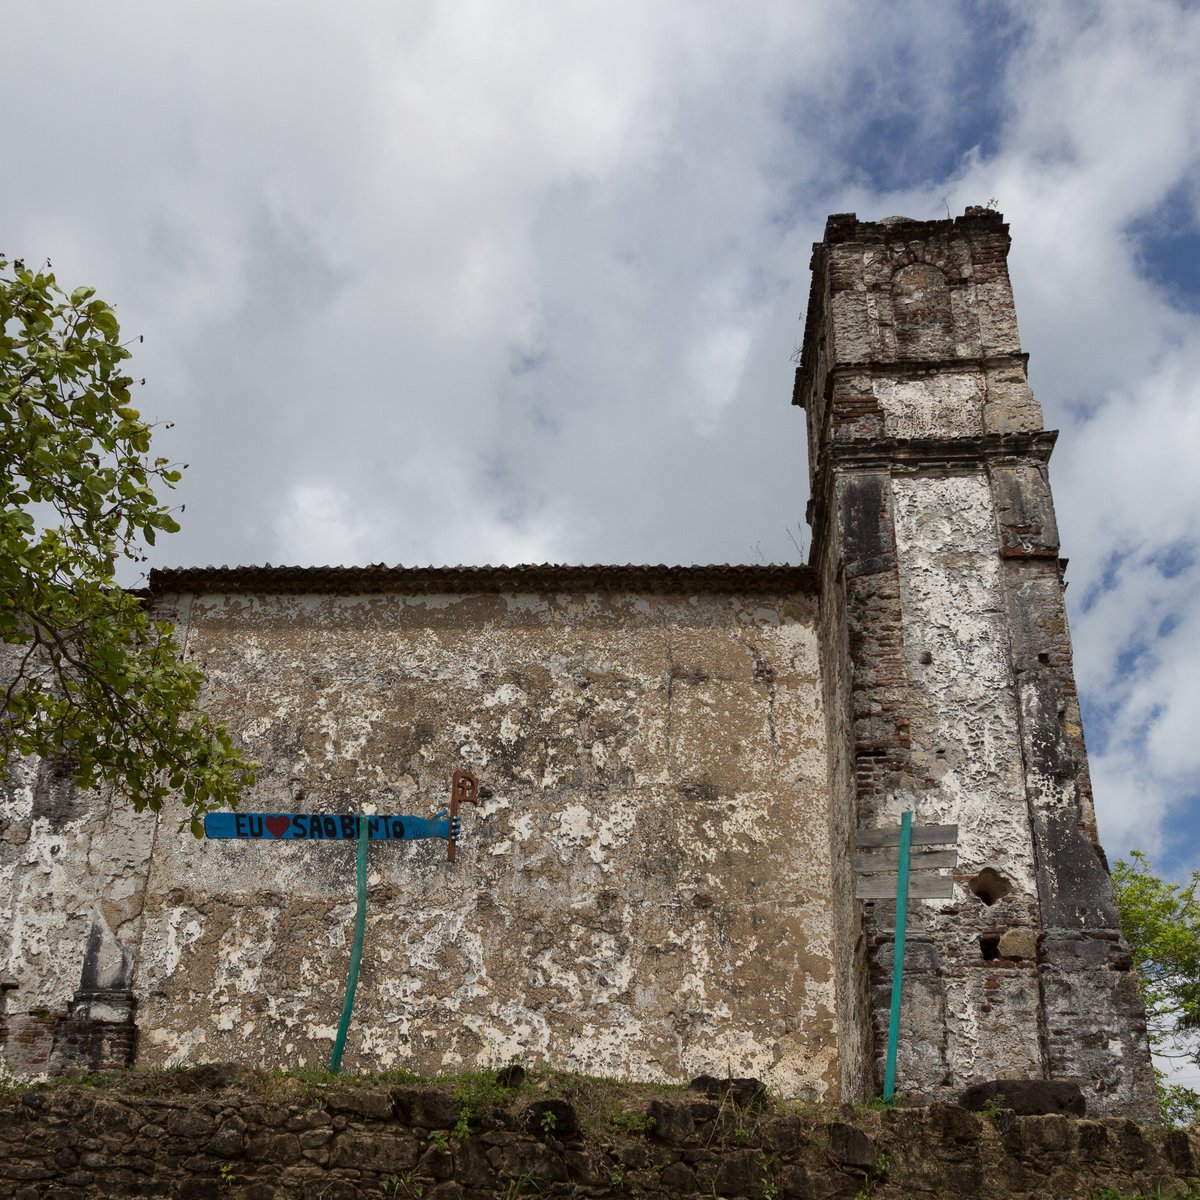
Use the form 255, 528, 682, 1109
796, 208, 1156, 1117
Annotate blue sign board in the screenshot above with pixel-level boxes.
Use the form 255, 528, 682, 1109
203, 812, 452, 841
200, 769, 480, 1076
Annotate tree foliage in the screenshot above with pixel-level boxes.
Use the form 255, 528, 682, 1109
1, 256, 255, 831
1112, 850, 1200, 1125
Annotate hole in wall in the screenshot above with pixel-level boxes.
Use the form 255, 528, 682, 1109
979, 934, 1001, 961
968, 867, 1012, 906
919, 650, 933, 665
1037, 652, 1051, 665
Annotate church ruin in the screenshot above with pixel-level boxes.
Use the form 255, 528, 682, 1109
0, 208, 1158, 1118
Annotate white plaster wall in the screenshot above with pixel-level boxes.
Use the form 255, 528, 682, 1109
888, 471, 1043, 1083
876, 375, 984, 440
888, 474, 1030, 870
0, 773, 155, 1016
130, 587, 839, 1097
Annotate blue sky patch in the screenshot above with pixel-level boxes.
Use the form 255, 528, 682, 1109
1126, 184, 1200, 311
1148, 539, 1196, 579
798, 7, 1023, 194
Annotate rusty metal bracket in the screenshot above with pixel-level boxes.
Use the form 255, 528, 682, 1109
447, 769, 480, 863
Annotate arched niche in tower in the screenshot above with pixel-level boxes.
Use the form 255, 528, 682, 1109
892, 262, 954, 359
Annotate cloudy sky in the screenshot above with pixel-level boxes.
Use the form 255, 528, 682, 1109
4, 3, 1199, 883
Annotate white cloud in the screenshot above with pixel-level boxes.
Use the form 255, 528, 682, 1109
273, 484, 374, 567
3, 0, 1200, 864
942, 2, 1200, 861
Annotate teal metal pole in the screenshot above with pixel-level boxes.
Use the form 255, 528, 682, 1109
330, 814, 369, 1073
883, 810, 913, 1104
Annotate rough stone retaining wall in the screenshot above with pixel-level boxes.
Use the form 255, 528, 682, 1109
1, 1069, 1197, 1199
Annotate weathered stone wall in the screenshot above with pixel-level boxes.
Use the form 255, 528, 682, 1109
812, 494, 873, 1105
3, 1070, 1197, 1200
884, 470, 1045, 1089
0, 681, 150, 1077
3, 570, 841, 1099
796, 208, 1156, 1116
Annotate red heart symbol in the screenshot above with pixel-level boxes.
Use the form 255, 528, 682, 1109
265, 815, 291, 838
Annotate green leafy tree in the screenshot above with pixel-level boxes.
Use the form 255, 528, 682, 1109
1, 256, 255, 832
1112, 850, 1200, 1125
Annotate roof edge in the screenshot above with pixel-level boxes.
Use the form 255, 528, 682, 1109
147, 563, 819, 597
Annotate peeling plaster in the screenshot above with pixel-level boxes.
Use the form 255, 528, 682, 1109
0, 587, 838, 1097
